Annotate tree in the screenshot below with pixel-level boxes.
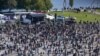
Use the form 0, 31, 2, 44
69, 0, 74, 8
44, 0, 53, 10
31, 0, 52, 10
16, 0, 25, 9
0, 0, 17, 10
0, 0, 8, 10
7, 0, 17, 9
33, 0, 46, 10
24, 0, 32, 11
17, 0, 32, 11
0, 0, 53, 11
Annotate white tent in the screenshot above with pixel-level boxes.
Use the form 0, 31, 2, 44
0, 14, 5, 19
0, 14, 6, 24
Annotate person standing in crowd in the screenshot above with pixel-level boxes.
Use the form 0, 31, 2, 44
0, 19, 100, 56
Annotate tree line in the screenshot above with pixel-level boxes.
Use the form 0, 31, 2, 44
0, 0, 53, 11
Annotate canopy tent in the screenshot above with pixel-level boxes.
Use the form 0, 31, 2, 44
0, 14, 5, 19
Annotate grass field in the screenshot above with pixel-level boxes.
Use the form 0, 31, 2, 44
49, 11, 100, 22
96, 9, 100, 12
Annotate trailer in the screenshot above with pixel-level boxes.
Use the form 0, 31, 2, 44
21, 12, 45, 24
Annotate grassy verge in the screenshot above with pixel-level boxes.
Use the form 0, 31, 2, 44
49, 11, 100, 22
96, 9, 100, 12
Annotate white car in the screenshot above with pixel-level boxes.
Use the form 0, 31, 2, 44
57, 16, 65, 20
56, 16, 65, 22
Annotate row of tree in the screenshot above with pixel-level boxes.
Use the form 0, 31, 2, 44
0, 0, 53, 10
69, 0, 74, 8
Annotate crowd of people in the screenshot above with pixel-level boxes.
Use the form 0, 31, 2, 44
0, 19, 100, 56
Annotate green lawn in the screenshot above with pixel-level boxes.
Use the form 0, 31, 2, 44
49, 11, 100, 22
96, 9, 100, 12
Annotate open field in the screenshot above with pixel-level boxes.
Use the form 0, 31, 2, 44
49, 11, 100, 22
96, 9, 100, 12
